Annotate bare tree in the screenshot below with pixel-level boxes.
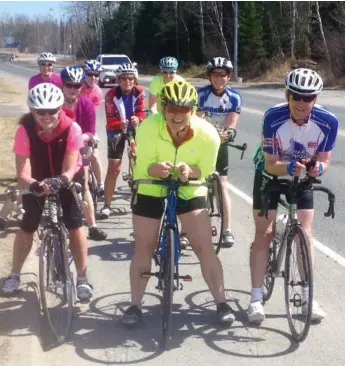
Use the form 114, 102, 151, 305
291, 1, 297, 64
315, 1, 331, 65
199, 2, 205, 61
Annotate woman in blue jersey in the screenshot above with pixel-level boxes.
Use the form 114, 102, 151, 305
249, 68, 338, 324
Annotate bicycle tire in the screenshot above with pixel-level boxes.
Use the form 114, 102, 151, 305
206, 173, 224, 255
161, 228, 175, 349
284, 224, 313, 342
263, 239, 279, 303
88, 168, 98, 213
39, 229, 74, 343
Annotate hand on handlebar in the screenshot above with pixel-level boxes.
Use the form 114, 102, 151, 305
287, 159, 307, 177
175, 162, 192, 182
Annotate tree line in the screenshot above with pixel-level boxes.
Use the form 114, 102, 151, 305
1, 2, 345, 79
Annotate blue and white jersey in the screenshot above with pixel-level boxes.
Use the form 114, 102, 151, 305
198, 85, 242, 127
253, 102, 338, 172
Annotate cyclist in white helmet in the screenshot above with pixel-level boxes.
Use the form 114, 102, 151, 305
29, 52, 62, 89
61, 66, 107, 241
2, 83, 93, 301
81, 59, 105, 196
148, 56, 185, 114
101, 63, 146, 219
249, 68, 338, 324
198, 56, 242, 248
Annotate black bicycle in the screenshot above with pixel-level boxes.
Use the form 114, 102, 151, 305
259, 171, 335, 342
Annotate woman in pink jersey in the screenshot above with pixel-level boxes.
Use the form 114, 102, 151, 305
2, 83, 93, 302
81, 59, 104, 196
28, 52, 63, 89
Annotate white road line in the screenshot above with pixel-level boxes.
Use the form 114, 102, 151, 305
226, 181, 345, 268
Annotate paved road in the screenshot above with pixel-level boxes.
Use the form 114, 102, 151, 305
1, 60, 345, 365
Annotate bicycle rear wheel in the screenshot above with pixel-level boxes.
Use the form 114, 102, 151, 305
39, 229, 74, 343
263, 239, 279, 303
161, 228, 175, 349
284, 224, 313, 342
206, 173, 224, 255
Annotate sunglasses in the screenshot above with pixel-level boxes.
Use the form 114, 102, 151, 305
64, 83, 82, 89
162, 71, 176, 75
290, 93, 316, 103
86, 72, 100, 77
35, 108, 60, 116
120, 75, 135, 81
39, 63, 53, 67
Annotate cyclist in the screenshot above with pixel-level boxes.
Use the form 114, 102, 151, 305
249, 68, 338, 324
60, 66, 107, 241
198, 57, 242, 247
148, 56, 184, 114
122, 80, 235, 327
81, 59, 104, 196
28, 52, 63, 89
2, 83, 92, 300
101, 64, 146, 219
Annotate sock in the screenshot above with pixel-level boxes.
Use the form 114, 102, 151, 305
251, 287, 263, 303
98, 182, 104, 188
89, 224, 97, 229
77, 276, 87, 282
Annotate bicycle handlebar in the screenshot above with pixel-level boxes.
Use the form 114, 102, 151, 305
258, 174, 335, 219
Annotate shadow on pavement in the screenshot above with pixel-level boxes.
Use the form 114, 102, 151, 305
88, 237, 135, 262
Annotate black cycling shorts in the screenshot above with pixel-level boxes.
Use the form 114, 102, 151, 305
107, 130, 136, 160
132, 194, 207, 220
20, 169, 85, 233
252, 170, 314, 211
216, 144, 229, 176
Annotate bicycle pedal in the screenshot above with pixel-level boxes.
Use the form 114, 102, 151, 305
179, 274, 192, 282
141, 271, 157, 278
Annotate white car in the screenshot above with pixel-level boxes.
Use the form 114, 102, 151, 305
96, 54, 137, 87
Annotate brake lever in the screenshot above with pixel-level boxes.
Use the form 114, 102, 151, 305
324, 197, 335, 219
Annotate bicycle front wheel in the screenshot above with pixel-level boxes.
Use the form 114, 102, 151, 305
206, 173, 224, 255
39, 230, 74, 343
161, 228, 175, 349
284, 224, 313, 342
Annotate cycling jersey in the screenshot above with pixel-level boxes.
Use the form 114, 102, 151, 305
14, 110, 83, 180
134, 113, 220, 199
105, 85, 146, 131
28, 73, 63, 90
62, 96, 96, 137
149, 74, 185, 112
80, 84, 103, 111
253, 102, 339, 172
198, 85, 242, 126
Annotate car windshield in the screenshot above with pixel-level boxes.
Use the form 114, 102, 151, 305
101, 57, 130, 66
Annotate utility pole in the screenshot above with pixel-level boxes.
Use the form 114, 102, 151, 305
233, 1, 238, 80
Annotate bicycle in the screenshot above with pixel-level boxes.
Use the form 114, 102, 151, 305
259, 171, 335, 342
83, 137, 99, 212
13, 182, 83, 343
134, 178, 206, 349
121, 130, 137, 191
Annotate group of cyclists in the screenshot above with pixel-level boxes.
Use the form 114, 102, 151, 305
0, 51, 339, 329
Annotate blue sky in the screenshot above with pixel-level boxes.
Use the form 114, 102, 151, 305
0, 1, 64, 19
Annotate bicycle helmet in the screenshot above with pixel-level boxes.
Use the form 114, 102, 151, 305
84, 59, 103, 72
28, 83, 64, 109
206, 57, 233, 75
37, 52, 56, 64
60, 66, 85, 84
159, 57, 178, 71
160, 80, 198, 108
285, 68, 323, 95
116, 63, 138, 79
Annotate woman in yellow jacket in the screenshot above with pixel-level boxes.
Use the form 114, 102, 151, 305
123, 80, 236, 327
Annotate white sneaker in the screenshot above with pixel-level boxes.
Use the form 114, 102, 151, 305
247, 300, 265, 324
2, 274, 20, 294
302, 300, 326, 322
100, 205, 111, 219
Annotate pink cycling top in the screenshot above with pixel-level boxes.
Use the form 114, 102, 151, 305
28, 73, 63, 90
80, 84, 103, 111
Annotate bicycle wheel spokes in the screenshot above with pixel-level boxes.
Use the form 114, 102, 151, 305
284, 225, 313, 342
263, 239, 278, 303
39, 232, 74, 343
161, 228, 175, 349
207, 174, 224, 255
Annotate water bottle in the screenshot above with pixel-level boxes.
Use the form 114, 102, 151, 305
275, 213, 288, 242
